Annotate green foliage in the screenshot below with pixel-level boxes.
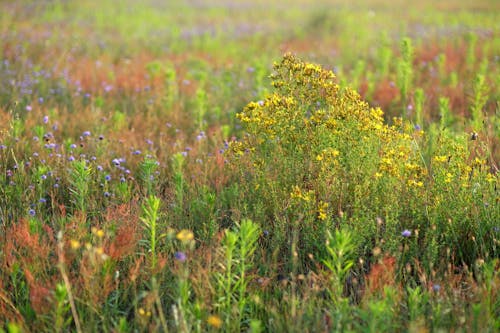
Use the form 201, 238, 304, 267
322, 228, 355, 306
470, 73, 489, 132
0, 1, 499, 331
69, 159, 92, 214
414, 87, 425, 127
396, 37, 414, 115
439, 96, 453, 129
139, 157, 159, 196
214, 219, 260, 331
140, 195, 162, 272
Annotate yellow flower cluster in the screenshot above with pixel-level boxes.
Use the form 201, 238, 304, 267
176, 229, 194, 242
229, 54, 459, 222
317, 201, 329, 220
290, 185, 314, 202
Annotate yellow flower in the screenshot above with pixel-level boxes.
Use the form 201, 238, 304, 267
138, 308, 151, 317
317, 201, 329, 221
176, 229, 194, 242
207, 315, 222, 328
92, 228, 105, 238
486, 173, 496, 183
445, 173, 453, 183
70, 240, 81, 250
433, 155, 448, 163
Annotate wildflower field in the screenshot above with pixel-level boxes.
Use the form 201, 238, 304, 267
1, 0, 499, 331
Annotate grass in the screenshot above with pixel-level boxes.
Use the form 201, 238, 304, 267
0, 0, 499, 331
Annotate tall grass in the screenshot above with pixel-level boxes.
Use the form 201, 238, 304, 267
0, 0, 499, 331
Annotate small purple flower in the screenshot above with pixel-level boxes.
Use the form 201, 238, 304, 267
39, 198, 47, 203
432, 284, 441, 292
82, 131, 91, 137
196, 131, 206, 141
68, 155, 75, 162
401, 229, 412, 238
38, 97, 44, 103
43, 115, 49, 124
28, 209, 36, 216
97, 165, 103, 171
104, 191, 111, 197
112, 158, 121, 166
53, 183, 59, 188
414, 124, 421, 131
146, 139, 153, 145
41, 174, 47, 180
33, 136, 39, 142
0, 144, 6, 149
105, 174, 111, 181
70, 144, 77, 149
174, 251, 187, 262
120, 177, 126, 183
26, 105, 32, 111
132, 150, 141, 155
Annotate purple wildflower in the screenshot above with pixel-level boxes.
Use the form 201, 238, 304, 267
174, 251, 187, 262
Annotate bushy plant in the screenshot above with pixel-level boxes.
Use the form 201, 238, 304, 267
228, 53, 498, 274
229, 54, 418, 261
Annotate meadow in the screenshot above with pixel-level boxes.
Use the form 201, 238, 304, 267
0, 0, 499, 331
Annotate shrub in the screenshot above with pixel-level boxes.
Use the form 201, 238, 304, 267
228, 53, 498, 274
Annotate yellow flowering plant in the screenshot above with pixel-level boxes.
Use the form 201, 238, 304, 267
228, 54, 428, 260
228, 54, 498, 270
